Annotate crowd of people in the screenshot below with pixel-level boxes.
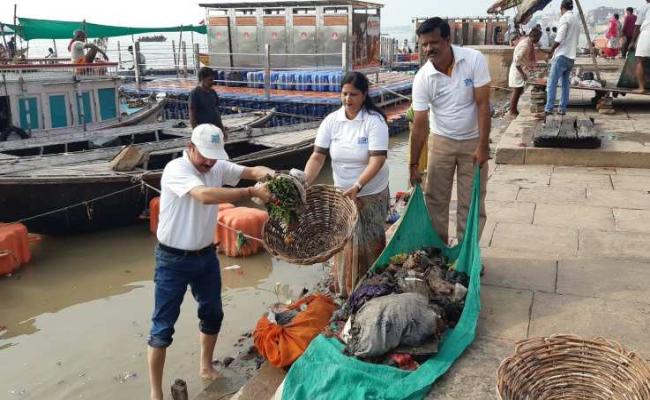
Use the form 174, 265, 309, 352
507, 0, 650, 119
146, 15, 493, 400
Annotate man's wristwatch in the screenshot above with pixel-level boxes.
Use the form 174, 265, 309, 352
354, 182, 363, 191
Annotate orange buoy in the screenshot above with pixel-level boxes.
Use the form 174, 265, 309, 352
148, 196, 234, 235
0, 223, 33, 276
216, 207, 268, 257
149, 197, 160, 234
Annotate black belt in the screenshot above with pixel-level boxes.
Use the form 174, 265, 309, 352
158, 243, 215, 257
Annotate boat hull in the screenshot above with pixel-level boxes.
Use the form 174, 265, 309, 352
0, 141, 313, 235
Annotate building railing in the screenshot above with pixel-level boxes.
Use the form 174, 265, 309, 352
0, 62, 119, 81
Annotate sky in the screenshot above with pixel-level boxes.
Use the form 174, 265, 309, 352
0, 0, 640, 28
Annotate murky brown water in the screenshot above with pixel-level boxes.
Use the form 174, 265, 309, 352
0, 136, 411, 400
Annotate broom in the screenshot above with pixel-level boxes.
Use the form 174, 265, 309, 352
533, 115, 602, 149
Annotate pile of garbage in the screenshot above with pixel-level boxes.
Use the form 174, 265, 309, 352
327, 247, 469, 370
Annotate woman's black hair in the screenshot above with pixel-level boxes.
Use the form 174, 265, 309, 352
340, 71, 387, 122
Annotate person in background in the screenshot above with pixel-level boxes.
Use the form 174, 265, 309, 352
190, 67, 226, 137
7, 36, 16, 59
622, 7, 638, 58
68, 30, 108, 63
604, 13, 623, 59
508, 29, 544, 119
538, 0, 581, 118
127, 45, 147, 77
45, 47, 56, 59
630, 0, 650, 93
541, 27, 552, 49
147, 123, 273, 400
303, 71, 390, 297
410, 17, 491, 246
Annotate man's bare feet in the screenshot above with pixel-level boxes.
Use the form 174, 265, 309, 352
150, 392, 163, 400
506, 112, 519, 120
200, 365, 221, 380
633, 88, 648, 94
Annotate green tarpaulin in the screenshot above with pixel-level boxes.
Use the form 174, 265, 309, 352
15, 17, 206, 40
282, 168, 484, 400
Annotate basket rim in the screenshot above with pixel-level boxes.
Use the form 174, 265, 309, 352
495, 334, 650, 400
261, 184, 359, 265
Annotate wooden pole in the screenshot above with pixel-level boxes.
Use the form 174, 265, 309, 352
264, 43, 270, 100
574, 0, 601, 81
117, 40, 122, 69
172, 40, 178, 76
52, 39, 58, 58
13, 4, 17, 45
133, 41, 142, 92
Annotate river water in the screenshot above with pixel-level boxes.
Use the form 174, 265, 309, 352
0, 136, 411, 400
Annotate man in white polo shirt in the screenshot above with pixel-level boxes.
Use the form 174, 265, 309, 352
541, 0, 581, 117
147, 124, 273, 400
410, 17, 491, 245
630, 0, 650, 93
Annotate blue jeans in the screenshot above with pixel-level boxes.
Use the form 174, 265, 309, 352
148, 245, 223, 348
545, 55, 575, 113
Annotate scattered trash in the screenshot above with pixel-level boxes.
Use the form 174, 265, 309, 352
9, 389, 26, 396
113, 371, 138, 383
224, 265, 242, 271
222, 356, 235, 367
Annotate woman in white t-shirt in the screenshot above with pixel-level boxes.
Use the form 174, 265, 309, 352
303, 71, 390, 297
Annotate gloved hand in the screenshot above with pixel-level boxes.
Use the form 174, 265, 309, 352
289, 168, 307, 186
251, 182, 271, 206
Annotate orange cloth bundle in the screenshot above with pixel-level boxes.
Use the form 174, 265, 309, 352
254, 294, 336, 368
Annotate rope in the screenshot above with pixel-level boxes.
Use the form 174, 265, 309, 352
369, 81, 412, 102
7, 183, 144, 225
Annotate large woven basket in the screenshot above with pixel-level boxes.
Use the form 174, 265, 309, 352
262, 184, 358, 265
497, 334, 650, 400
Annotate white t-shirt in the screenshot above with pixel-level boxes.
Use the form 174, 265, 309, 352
554, 10, 581, 60
70, 41, 85, 61
412, 45, 491, 141
157, 152, 244, 251
314, 107, 389, 196
637, 4, 650, 32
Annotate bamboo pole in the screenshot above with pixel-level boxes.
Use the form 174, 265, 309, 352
574, 0, 601, 81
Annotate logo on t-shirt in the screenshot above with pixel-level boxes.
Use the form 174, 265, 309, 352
211, 134, 220, 144
357, 137, 368, 145
464, 78, 474, 87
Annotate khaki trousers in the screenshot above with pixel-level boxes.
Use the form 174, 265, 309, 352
425, 134, 487, 244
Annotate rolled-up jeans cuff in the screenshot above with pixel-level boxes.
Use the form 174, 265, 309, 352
148, 335, 172, 348
199, 319, 222, 336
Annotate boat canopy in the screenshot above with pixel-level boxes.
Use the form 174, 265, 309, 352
1, 23, 15, 36
11, 17, 207, 40
487, 0, 552, 24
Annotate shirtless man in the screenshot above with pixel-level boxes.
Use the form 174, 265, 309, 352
69, 30, 109, 63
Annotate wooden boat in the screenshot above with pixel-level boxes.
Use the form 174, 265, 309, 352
0, 61, 171, 142
0, 121, 317, 234
0, 109, 275, 157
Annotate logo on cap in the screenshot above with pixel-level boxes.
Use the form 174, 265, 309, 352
211, 134, 220, 144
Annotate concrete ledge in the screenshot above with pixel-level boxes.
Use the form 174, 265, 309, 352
495, 95, 650, 168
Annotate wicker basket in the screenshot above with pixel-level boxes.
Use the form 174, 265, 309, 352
497, 334, 650, 400
262, 184, 358, 265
